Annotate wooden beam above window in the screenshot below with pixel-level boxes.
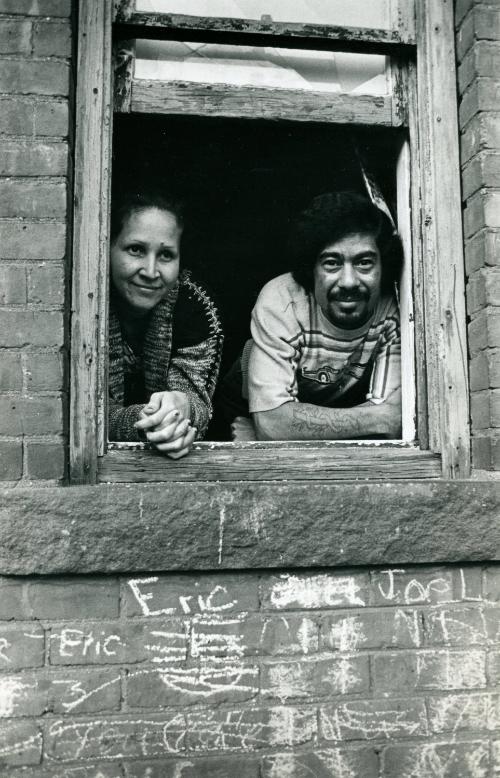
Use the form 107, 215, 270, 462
125, 80, 402, 127
113, 13, 416, 56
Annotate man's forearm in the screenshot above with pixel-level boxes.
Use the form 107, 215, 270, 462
253, 399, 400, 441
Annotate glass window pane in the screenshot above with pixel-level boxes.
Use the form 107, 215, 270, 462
135, 0, 393, 29
135, 40, 389, 95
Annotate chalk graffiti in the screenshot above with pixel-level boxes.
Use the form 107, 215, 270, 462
269, 574, 366, 609
376, 569, 452, 605
52, 628, 125, 659
127, 579, 238, 618
47, 716, 186, 760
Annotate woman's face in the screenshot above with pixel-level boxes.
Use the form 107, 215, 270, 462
110, 207, 182, 315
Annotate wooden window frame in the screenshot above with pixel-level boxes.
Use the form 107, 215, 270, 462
70, 0, 469, 484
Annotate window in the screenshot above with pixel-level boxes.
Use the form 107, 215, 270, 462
70, 0, 469, 484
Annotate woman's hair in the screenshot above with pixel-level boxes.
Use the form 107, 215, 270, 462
290, 191, 403, 294
110, 188, 185, 244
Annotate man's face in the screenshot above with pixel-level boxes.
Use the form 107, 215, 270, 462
313, 232, 382, 329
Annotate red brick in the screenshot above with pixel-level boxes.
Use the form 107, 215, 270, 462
467, 269, 500, 313
125, 757, 259, 778
0, 395, 62, 435
471, 389, 492, 429
371, 651, 418, 692
460, 78, 500, 128
261, 749, 379, 778
0, 60, 69, 96
461, 113, 500, 166
472, 433, 500, 469
319, 698, 428, 741
455, 0, 481, 28
0, 441, 23, 480
455, 567, 483, 602
25, 352, 64, 392
0, 180, 66, 219
0, 265, 27, 304
44, 715, 186, 761
126, 662, 259, 708
423, 606, 500, 646
27, 263, 65, 305
25, 440, 65, 480
471, 390, 500, 430
0, 221, 66, 260
261, 572, 369, 610
468, 309, 500, 356
428, 692, 500, 733
469, 351, 489, 392
8, 765, 123, 778
262, 655, 369, 700
464, 191, 500, 238
416, 649, 486, 690
462, 152, 500, 201
320, 609, 421, 651
0, 352, 23, 390
457, 9, 475, 62
0, 20, 31, 55
0, 623, 44, 669
187, 706, 316, 752
459, 41, 500, 93
0, 141, 68, 176
124, 573, 259, 618
0, 720, 42, 766
33, 21, 71, 57
34, 100, 68, 137
465, 229, 500, 274
456, 6, 500, 62
49, 621, 132, 665
491, 388, 500, 426
0, 1, 71, 14
0, 578, 27, 620
488, 348, 500, 387
0, 310, 63, 347
484, 566, 500, 603
0, 667, 121, 716
0, 97, 68, 137
369, 568, 454, 607
242, 613, 319, 656
26, 578, 120, 620
381, 740, 489, 778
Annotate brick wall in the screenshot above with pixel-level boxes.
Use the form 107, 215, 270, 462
457, 0, 500, 469
0, 0, 72, 483
0, 564, 498, 776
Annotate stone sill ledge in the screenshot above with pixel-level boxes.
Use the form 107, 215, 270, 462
1, 480, 499, 575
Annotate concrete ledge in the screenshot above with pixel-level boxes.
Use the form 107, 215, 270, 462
1, 480, 499, 574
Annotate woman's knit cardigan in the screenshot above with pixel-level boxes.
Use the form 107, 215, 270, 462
108, 270, 223, 441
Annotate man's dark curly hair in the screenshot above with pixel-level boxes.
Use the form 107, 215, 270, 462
291, 191, 403, 294
110, 187, 185, 244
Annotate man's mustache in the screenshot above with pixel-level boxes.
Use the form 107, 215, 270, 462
328, 290, 367, 302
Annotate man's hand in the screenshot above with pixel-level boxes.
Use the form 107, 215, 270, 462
231, 416, 257, 442
253, 388, 402, 441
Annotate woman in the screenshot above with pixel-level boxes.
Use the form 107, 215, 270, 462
108, 189, 223, 458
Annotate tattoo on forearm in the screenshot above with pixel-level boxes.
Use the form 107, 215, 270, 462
291, 403, 362, 437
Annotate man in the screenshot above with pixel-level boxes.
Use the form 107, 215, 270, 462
230, 190, 403, 441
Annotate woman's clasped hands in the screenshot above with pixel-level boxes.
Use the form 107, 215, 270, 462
134, 390, 197, 459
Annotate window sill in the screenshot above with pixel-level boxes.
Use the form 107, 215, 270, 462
1, 478, 498, 575
100, 441, 441, 482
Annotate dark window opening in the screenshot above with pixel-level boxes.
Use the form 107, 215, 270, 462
112, 115, 403, 440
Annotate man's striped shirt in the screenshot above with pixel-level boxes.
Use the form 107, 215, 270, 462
247, 272, 400, 413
